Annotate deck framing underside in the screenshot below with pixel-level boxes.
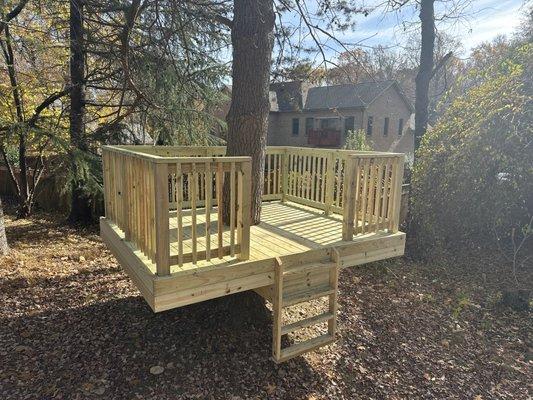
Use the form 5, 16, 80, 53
101, 201, 405, 312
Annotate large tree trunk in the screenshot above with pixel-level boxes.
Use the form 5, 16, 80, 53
224, 0, 275, 224
68, 0, 92, 224
414, 0, 435, 151
0, 197, 8, 255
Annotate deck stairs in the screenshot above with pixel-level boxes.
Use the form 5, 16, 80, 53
271, 250, 340, 363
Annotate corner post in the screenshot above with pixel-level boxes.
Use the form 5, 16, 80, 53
342, 156, 357, 241
237, 158, 251, 260
389, 155, 404, 233
154, 162, 170, 276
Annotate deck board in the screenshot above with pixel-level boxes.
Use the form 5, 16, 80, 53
166, 201, 347, 274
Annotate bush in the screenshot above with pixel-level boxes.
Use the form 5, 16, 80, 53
343, 129, 372, 151
410, 43, 532, 254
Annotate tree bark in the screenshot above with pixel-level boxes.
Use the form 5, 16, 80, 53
68, 0, 92, 224
414, 0, 435, 151
0, 197, 8, 255
224, 0, 275, 225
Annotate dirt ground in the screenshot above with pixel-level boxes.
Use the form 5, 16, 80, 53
0, 211, 531, 399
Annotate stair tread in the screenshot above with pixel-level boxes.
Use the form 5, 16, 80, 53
283, 261, 337, 276
281, 312, 334, 335
282, 285, 335, 307
277, 334, 336, 363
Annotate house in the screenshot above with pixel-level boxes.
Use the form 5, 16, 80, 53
267, 80, 415, 156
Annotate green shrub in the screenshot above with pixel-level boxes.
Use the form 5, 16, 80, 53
410, 43, 532, 253
343, 129, 372, 151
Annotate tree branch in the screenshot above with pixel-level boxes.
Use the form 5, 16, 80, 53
430, 51, 453, 79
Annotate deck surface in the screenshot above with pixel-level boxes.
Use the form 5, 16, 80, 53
167, 201, 347, 274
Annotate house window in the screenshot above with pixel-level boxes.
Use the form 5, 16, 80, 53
366, 116, 373, 135
398, 118, 404, 135
305, 117, 314, 136
292, 118, 299, 136
318, 118, 338, 130
344, 116, 355, 136
383, 117, 389, 136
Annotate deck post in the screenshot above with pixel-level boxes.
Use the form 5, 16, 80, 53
281, 148, 289, 202
342, 156, 357, 241
324, 151, 335, 215
154, 162, 170, 276
237, 159, 252, 260
389, 155, 404, 233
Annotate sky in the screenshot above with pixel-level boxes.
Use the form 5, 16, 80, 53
294, 0, 529, 61
334, 0, 526, 55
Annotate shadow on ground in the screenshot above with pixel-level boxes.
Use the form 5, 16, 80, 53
1, 281, 330, 399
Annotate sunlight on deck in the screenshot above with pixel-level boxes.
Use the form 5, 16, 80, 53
167, 201, 346, 273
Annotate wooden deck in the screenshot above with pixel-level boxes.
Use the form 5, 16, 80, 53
100, 145, 406, 361
168, 201, 350, 273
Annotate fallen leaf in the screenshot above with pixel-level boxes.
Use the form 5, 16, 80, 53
150, 366, 164, 375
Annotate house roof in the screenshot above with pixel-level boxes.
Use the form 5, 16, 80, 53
269, 80, 414, 113
305, 80, 394, 110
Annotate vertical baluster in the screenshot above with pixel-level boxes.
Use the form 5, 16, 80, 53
373, 162, 383, 232
140, 160, 146, 255
361, 159, 369, 234
216, 162, 224, 258
191, 163, 198, 264
267, 153, 271, 195
299, 154, 304, 198
305, 156, 310, 200
381, 159, 391, 230
205, 161, 211, 261
311, 157, 318, 201
273, 153, 278, 194
176, 163, 184, 267
230, 161, 236, 257
353, 159, 362, 235
367, 160, 377, 233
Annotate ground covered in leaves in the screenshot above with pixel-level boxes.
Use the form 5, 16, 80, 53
0, 211, 531, 399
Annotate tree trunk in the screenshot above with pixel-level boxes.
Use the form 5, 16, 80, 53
414, 0, 435, 151
224, 0, 275, 225
2, 25, 30, 217
0, 197, 8, 255
68, 0, 92, 224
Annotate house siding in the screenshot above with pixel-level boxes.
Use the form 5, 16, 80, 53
267, 109, 364, 147
267, 85, 414, 157
363, 86, 414, 156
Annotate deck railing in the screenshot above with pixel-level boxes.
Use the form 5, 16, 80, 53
102, 146, 251, 276
102, 146, 403, 275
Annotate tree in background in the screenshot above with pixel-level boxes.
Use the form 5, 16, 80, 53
0, 1, 70, 218
411, 41, 532, 292
68, 0, 90, 223
64, 0, 229, 223
0, 197, 7, 255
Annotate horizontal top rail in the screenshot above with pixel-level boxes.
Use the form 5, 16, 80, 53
102, 145, 404, 160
